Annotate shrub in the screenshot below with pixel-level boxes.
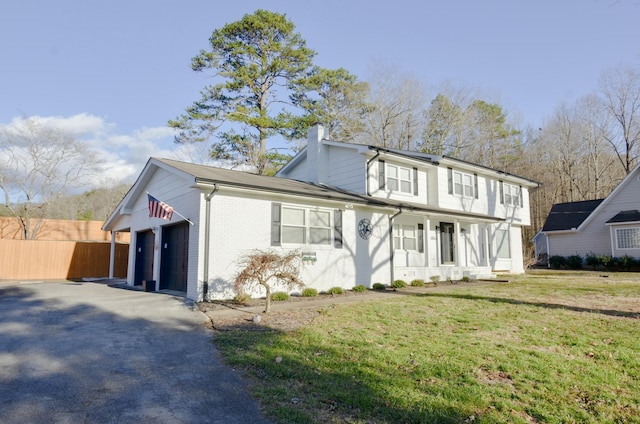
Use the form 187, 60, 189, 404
372, 283, 387, 291
301, 288, 318, 297
461, 276, 471, 282
410, 279, 425, 287
549, 255, 567, 269
234, 292, 252, 305
429, 275, 440, 283
598, 255, 613, 270
271, 291, 290, 301
327, 286, 344, 295
585, 253, 600, 269
619, 255, 635, 270
390, 279, 407, 288
352, 284, 367, 292
566, 255, 583, 270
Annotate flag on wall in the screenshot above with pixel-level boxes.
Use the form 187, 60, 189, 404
148, 194, 174, 221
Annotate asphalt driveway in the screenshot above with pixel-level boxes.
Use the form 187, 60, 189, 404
0, 280, 270, 424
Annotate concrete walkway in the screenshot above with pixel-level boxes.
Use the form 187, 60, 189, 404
0, 280, 271, 424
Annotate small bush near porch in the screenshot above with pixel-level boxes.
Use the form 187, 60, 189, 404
214, 270, 640, 423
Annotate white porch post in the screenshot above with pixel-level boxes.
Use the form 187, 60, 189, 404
455, 221, 463, 266
425, 217, 431, 267
109, 231, 116, 279
483, 224, 490, 267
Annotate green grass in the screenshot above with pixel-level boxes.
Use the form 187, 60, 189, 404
213, 271, 640, 423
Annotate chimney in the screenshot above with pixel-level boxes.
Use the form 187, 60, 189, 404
306, 123, 326, 184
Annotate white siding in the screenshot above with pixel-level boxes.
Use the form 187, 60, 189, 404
548, 170, 640, 259
435, 166, 532, 225
324, 145, 366, 193
204, 190, 391, 299
280, 156, 308, 181
369, 159, 429, 203
124, 168, 203, 299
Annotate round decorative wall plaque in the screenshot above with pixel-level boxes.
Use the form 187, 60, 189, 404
358, 218, 373, 240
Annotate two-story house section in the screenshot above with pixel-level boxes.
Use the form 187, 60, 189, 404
278, 124, 540, 282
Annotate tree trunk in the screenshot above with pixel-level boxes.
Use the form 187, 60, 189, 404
263, 284, 271, 313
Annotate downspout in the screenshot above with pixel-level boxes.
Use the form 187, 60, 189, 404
389, 208, 403, 284
366, 151, 381, 196
203, 184, 219, 300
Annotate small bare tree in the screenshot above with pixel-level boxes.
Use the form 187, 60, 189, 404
234, 249, 304, 313
0, 117, 102, 239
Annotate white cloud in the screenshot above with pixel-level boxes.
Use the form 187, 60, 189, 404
1, 113, 184, 187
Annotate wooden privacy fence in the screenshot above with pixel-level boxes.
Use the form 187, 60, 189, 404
0, 240, 129, 280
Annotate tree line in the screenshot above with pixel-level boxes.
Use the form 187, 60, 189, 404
1, 9, 638, 247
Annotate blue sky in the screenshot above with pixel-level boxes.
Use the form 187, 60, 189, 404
1, 0, 638, 184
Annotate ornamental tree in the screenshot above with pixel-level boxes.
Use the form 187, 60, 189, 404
234, 249, 304, 313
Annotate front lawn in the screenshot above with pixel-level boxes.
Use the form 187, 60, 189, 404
213, 271, 640, 423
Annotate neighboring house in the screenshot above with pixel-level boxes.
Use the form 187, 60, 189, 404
537, 163, 640, 261
103, 124, 539, 301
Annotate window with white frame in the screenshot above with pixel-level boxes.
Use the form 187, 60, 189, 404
449, 168, 476, 198
616, 227, 640, 249
387, 164, 413, 194
502, 182, 522, 207
494, 229, 511, 259
393, 224, 417, 250
280, 206, 333, 245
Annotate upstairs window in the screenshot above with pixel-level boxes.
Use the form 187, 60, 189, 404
500, 182, 522, 207
448, 168, 477, 199
379, 160, 418, 195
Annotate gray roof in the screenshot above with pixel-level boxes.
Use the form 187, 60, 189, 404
156, 158, 503, 221
541, 199, 604, 231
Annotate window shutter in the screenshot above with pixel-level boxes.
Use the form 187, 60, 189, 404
474, 174, 479, 199
447, 167, 453, 194
334, 210, 343, 249
499, 181, 504, 205
418, 223, 424, 253
519, 186, 523, 208
413, 167, 418, 195
379, 160, 385, 190
271, 203, 281, 246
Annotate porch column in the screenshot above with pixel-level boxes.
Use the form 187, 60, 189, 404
455, 221, 463, 266
108, 231, 116, 279
425, 217, 431, 267
483, 224, 490, 267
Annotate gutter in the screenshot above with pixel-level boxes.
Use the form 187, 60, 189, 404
388, 208, 403, 284
365, 150, 380, 196
203, 184, 219, 300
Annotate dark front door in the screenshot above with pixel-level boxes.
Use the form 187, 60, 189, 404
160, 222, 189, 292
134, 230, 154, 286
440, 223, 455, 264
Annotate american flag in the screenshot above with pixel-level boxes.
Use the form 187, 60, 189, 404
148, 194, 174, 221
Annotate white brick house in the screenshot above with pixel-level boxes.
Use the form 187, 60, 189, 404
103, 124, 539, 301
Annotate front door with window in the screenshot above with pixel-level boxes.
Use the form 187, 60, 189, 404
440, 223, 455, 264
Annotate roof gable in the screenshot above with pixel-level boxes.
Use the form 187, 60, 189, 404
576, 162, 640, 230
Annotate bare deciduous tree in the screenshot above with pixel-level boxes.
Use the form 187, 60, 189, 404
598, 64, 640, 174
0, 117, 101, 239
234, 249, 304, 313
354, 63, 428, 150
